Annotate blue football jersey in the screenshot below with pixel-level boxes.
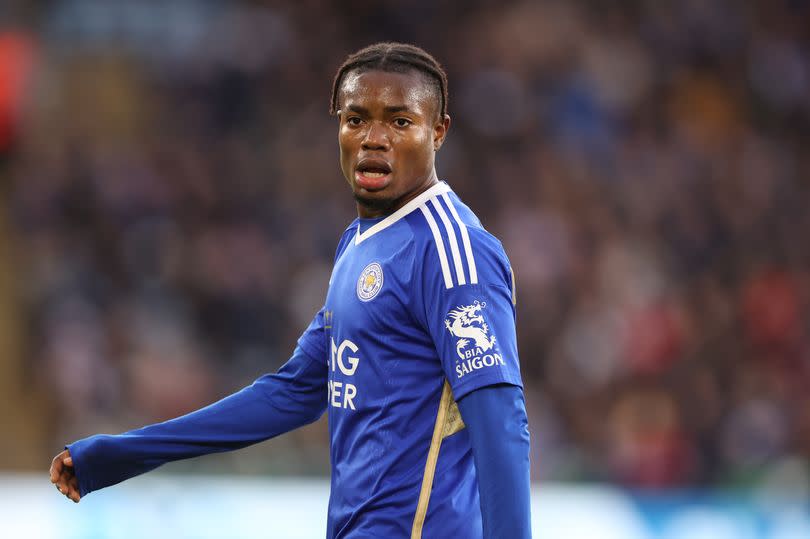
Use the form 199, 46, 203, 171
298, 181, 523, 538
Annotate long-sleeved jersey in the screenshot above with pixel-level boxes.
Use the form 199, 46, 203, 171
309, 181, 523, 537
68, 181, 527, 538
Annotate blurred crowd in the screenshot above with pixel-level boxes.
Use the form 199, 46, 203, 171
2, 0, 809, 488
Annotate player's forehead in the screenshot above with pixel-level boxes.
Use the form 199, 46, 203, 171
338, 68, 438, 116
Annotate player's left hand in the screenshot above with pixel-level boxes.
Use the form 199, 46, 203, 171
49, 449, 81, 503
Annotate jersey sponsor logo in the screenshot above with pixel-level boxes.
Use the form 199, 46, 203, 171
357, 262, 384, 302
329, 337, 360, 409
444, 300, 504, 378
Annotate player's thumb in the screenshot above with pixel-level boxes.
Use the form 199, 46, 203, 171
64, 456, 73, 466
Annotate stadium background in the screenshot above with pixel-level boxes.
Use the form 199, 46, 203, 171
1, 0, 808, 537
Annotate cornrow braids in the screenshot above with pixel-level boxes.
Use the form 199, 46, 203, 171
330, 42, 449, 119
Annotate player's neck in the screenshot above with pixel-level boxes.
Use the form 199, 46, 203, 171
356, 171, 439, 219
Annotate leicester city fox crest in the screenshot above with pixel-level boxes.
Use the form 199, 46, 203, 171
445, 300, 497, 359
357, 262, 384, 301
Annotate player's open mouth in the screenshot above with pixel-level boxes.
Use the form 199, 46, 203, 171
355, 159, 392, 191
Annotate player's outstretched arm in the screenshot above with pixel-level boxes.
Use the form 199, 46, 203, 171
52, 343, 326, 500
458, 383, 532, 539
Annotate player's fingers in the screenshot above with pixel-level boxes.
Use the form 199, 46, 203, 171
64, 456, 73, 467
57, 469, 73, 491
57, 480, 72, 496
49, 453, 64, 482
65, 475, 80, 502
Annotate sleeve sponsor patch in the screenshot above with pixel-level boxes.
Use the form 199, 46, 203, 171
444, 300, 505, 379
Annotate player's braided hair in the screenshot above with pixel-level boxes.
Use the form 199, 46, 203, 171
330, 42, 448, 119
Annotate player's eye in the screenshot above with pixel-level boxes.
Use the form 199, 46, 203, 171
393, 118, 412, 128
346, 116, 363, 126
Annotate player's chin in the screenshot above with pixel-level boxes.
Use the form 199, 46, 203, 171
353, 190, 397, 214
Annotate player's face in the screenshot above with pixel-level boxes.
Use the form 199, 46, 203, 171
337, 69, 450, 218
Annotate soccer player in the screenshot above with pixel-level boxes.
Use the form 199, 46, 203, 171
50, 42, 532, 538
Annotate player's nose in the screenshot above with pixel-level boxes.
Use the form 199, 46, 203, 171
361, 122, 390, 151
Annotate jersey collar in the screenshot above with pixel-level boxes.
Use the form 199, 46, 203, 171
354, 181, 452, 245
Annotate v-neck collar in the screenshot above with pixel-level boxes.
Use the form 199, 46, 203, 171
354, 182, 452, 245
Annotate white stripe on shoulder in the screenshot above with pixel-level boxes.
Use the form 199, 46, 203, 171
419, 205, 454, 289
441, 192, 477, 284
430, 198, 466, 285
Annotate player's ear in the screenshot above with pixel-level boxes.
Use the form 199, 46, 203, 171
433, 114, 451, 151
